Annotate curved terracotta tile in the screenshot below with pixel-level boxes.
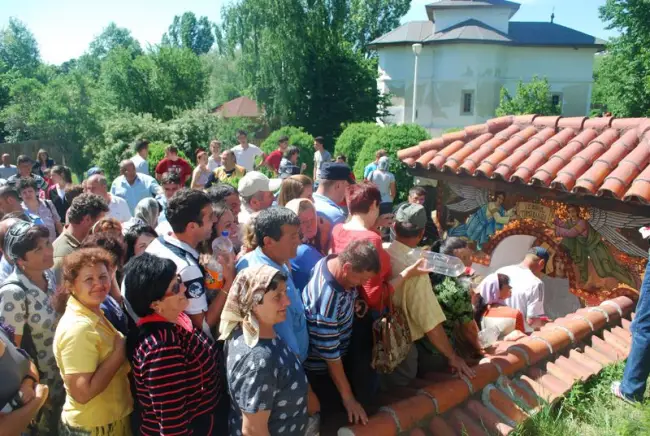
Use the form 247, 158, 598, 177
517, 375, 558, 404
526, 368, 572, 397
637, 119, 650, 137
623, 163, 650, 204
551, 128, 619, 191
611, 296, 636, 315
496, 376, 540, 410
415, 149, 438, 167
476, 126, 538, 178
513, 114, 538, 125
533, 329, 572, 354
568, 349, 603, 375
546, 361, 580, 386
531, 129, 598, 186
419, 379, 471, 414
459, 126, 520, 175
397, 145, 422, 161
444, 133, 494, 172
574, 308, 608, 331
409, 428, 427, 436
442, 130, 468, 144
510, 128, 575, 184
464, 123, 490, 137
573, 129, 640, 194
592, 336, 625, 360
419, 137, 447, 155
601, 140, 650, 199
466, 400, 514, 435
338, 412, 398, 436
403, 157, 417, 167
487, 116, 515, 134
583, 345, 616, 366
611, 117, 645, 131
507, 338, 551, 365
484, 385, 529, 425
469, 362, 501, 394
431, 140, 470, 170
603, 330, 630, 357
554, 318, 593, 342
482, 352, 527, 377
611, 326, 633, 343
448, 409, 489, 436
558, 117, 587, 131
428, 416, 457, 436
533, 115, 562, 130
494, 128, 556, 181
584, 116, 613, 131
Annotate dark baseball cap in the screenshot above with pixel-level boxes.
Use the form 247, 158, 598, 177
320, 162, 355, 183
395, 203, 427, 231
528, 246, 550, 263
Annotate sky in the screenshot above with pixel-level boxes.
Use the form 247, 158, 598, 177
1, 0, 618, 65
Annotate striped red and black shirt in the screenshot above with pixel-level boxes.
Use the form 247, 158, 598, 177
128, 313, 222, 435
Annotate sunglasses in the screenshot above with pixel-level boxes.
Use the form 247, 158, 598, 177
169, 275, 183, 296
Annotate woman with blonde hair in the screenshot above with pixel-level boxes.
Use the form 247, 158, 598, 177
53, 247, 133, 435
277, 174, 314, 206
191, 150, 212, 189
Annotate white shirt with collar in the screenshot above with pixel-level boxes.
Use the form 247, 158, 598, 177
231, 143, 263, 172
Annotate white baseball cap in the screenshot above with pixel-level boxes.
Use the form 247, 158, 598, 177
238, 171, 282, 197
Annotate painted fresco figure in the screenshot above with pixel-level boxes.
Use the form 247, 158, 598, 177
554, 205, 635, 288
448, 192, 516, 249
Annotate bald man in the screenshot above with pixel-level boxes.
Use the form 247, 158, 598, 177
110, 160, 162, 214
86, 174, 132, 223
0, 154, 17, 180
0, 217, 19, 282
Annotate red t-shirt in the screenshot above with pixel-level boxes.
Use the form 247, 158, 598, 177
265, 149, 283, 172
155, 158, 193, 185
330, 224, 392, 311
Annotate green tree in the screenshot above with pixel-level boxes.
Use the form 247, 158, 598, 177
353, 124, 430, 201
0, 18, 40, 77
162, 12, 215, 55
495, 76, 560, 116
89, 23, 143, 60
202, 51, 247, 108
220, 0, 387, 145
100, 46, 207, 120
334, 122, 381, 167
593, 0, 650, 117
345, 0, 411, 54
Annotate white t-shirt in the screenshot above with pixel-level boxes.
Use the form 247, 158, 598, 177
231, 144, 263, 172
497, 264, 545, 332
108, 194, 132, 223
207, 155, 221, 172
313, 150, 332, 181
368, 170, 395, 203
131, 153, 149, 175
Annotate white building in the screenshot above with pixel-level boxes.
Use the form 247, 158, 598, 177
371, 0, 605, 134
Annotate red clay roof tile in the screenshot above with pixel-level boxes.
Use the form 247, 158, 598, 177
466, 400, 514, 435
448, 409, 490, 436
428, 416, 457, 436
400, 115, 650, 205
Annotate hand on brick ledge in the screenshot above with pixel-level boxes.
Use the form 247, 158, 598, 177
343, 396, 368, 426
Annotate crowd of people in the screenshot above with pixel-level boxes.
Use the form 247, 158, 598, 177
0, 133, 577, 436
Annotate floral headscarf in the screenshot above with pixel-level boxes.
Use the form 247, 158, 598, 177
218, 264, 282, 347
477, 273, 501, 305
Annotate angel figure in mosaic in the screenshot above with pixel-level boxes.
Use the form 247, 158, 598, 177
446, 184, 516, 249
554, 205, 645, 288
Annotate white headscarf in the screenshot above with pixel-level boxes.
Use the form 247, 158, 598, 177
478, 273, 501, 305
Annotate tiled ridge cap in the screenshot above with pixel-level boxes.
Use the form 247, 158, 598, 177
337, 296, 634, 436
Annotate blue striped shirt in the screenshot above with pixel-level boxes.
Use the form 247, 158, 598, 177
303, 256, 357, 373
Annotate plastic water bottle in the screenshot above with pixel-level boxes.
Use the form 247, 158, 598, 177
204, 258, 224, 290
212, 231, 234, 259
408, 248, 466, 277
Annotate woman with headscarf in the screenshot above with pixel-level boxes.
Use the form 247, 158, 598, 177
285, 199, 323, 291
367, 156, 396, 210
220, 265, 309, 436
475, 273, 525, 339
53, 248, 133, 436
0, 221, 64, 433
125, 253, 225, 435
122, 198, 161, 232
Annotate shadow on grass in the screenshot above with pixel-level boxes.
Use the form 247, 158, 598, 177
512, 363, 650, 436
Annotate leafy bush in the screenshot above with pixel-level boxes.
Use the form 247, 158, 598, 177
94, 140, 132, 182
334, 122, 380, 168
261, 127, 315, 177
353, 124, 430, 202
147, 141, 190, 177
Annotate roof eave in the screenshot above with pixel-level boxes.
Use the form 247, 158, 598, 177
371, 40, 606, 50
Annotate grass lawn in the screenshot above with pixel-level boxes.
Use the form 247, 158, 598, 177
513, 363, 650, 436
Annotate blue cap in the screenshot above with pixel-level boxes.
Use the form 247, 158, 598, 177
87, 166, 103, 177
319, 162, 355, 183
528, 246, 550, 263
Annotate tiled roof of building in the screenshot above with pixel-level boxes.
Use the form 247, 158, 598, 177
338, 296, 635, 435
426, 0, 520, 8
212, 96, 262, 118
397, 115, 650, 207
370, 21, 605, 48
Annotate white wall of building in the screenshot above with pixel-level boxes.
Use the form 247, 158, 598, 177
433, 7, 512, 34
378, 43, 598, 131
